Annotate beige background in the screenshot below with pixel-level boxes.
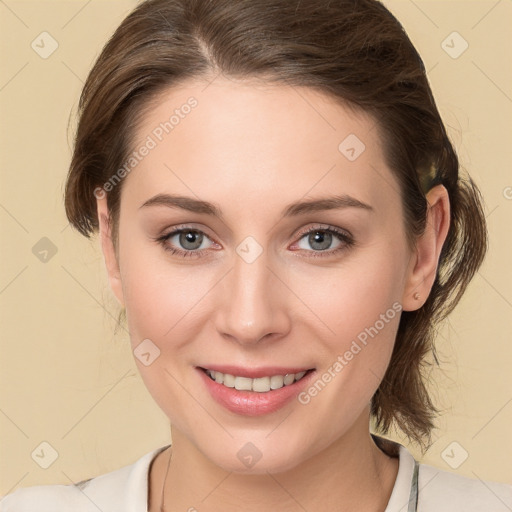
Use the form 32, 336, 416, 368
1, 0, 511, 496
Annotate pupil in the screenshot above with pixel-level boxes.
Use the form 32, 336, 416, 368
181, 230, 202, 249
310, 231, 331, 251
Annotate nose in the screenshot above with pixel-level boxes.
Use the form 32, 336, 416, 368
215, 246, 291, 346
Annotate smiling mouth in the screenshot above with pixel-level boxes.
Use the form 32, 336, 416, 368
201, 368, 314, 393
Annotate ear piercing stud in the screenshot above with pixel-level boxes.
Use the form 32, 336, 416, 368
413, 292, 420, 300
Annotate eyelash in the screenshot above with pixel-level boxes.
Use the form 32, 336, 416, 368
154, 224, 355, 259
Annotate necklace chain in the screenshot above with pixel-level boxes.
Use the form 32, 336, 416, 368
160, 446, 173, 512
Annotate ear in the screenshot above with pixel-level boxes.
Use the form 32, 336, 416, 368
402, 184, 451, 311
96, 196, 125, 307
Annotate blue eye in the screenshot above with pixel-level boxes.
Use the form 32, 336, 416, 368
154, 224, 354, 259
156, 228, 215, 258
169, 230, 208, 251
297, 229, 343, 251
292, 225, 354, 257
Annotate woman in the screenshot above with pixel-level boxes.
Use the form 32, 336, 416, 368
2, 0, 510, 510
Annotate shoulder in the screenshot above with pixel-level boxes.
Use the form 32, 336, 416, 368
0, 482, 93, 512
0, 446, 168, 512
418, 462, 512, 511
384, 441, 512, 512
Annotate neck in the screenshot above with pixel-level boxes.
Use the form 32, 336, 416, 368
149, 413, 399, 512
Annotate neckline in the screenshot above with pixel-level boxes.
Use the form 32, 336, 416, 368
407, 459, 420, 512
145, 444, 171, 511
376, 437, 419, 512
141, 437, 418, 512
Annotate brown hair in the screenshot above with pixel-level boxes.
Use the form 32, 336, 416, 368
64, 0, 487, 451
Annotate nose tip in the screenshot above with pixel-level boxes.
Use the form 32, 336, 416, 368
222, 325, 277, 346
219, 297, 285, 346
215, 255, 291, 346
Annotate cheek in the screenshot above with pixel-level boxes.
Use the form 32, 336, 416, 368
117, 242, 211, 426
287, 243, 406, 413
118, 233, 212, 345
288, 241, 407, 344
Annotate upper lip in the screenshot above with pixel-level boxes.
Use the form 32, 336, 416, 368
198, 365, 314, 379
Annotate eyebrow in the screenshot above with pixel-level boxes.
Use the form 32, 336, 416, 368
139, 193, 373, 218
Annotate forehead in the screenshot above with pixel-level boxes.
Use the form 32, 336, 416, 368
123, 77, 399, 217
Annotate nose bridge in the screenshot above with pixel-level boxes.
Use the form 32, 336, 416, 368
216, 239, 290, 344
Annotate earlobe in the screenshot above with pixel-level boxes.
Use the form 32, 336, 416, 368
402, 184, 451, 312
96, 197, 125, 307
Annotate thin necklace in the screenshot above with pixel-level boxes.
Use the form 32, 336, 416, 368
160, 446, 172, 512
159, 447, 419, 512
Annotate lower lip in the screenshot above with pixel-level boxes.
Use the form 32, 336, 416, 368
197, 368, 315, 416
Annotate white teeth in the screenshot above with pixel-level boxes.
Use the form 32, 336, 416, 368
223, 373, 236, 387
283, 374, 295, 386
252, 377, 270, 392
205, 369, 309, 393
270, 375, 284, 389
234, 377, 253, 391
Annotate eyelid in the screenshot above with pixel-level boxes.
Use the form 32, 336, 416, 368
159, 223, 219, 243
292, 223, 353, 243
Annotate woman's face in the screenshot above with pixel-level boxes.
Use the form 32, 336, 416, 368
101, 77, 420, 473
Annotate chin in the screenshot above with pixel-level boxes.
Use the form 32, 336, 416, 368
195, 432, 311, 475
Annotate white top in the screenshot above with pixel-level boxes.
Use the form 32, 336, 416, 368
1, 442, 511, 511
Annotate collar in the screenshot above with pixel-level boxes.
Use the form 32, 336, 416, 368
381, 439, 419, 512
126, 438, 418, 512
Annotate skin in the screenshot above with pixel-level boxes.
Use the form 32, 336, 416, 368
96, 76, 450, 511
